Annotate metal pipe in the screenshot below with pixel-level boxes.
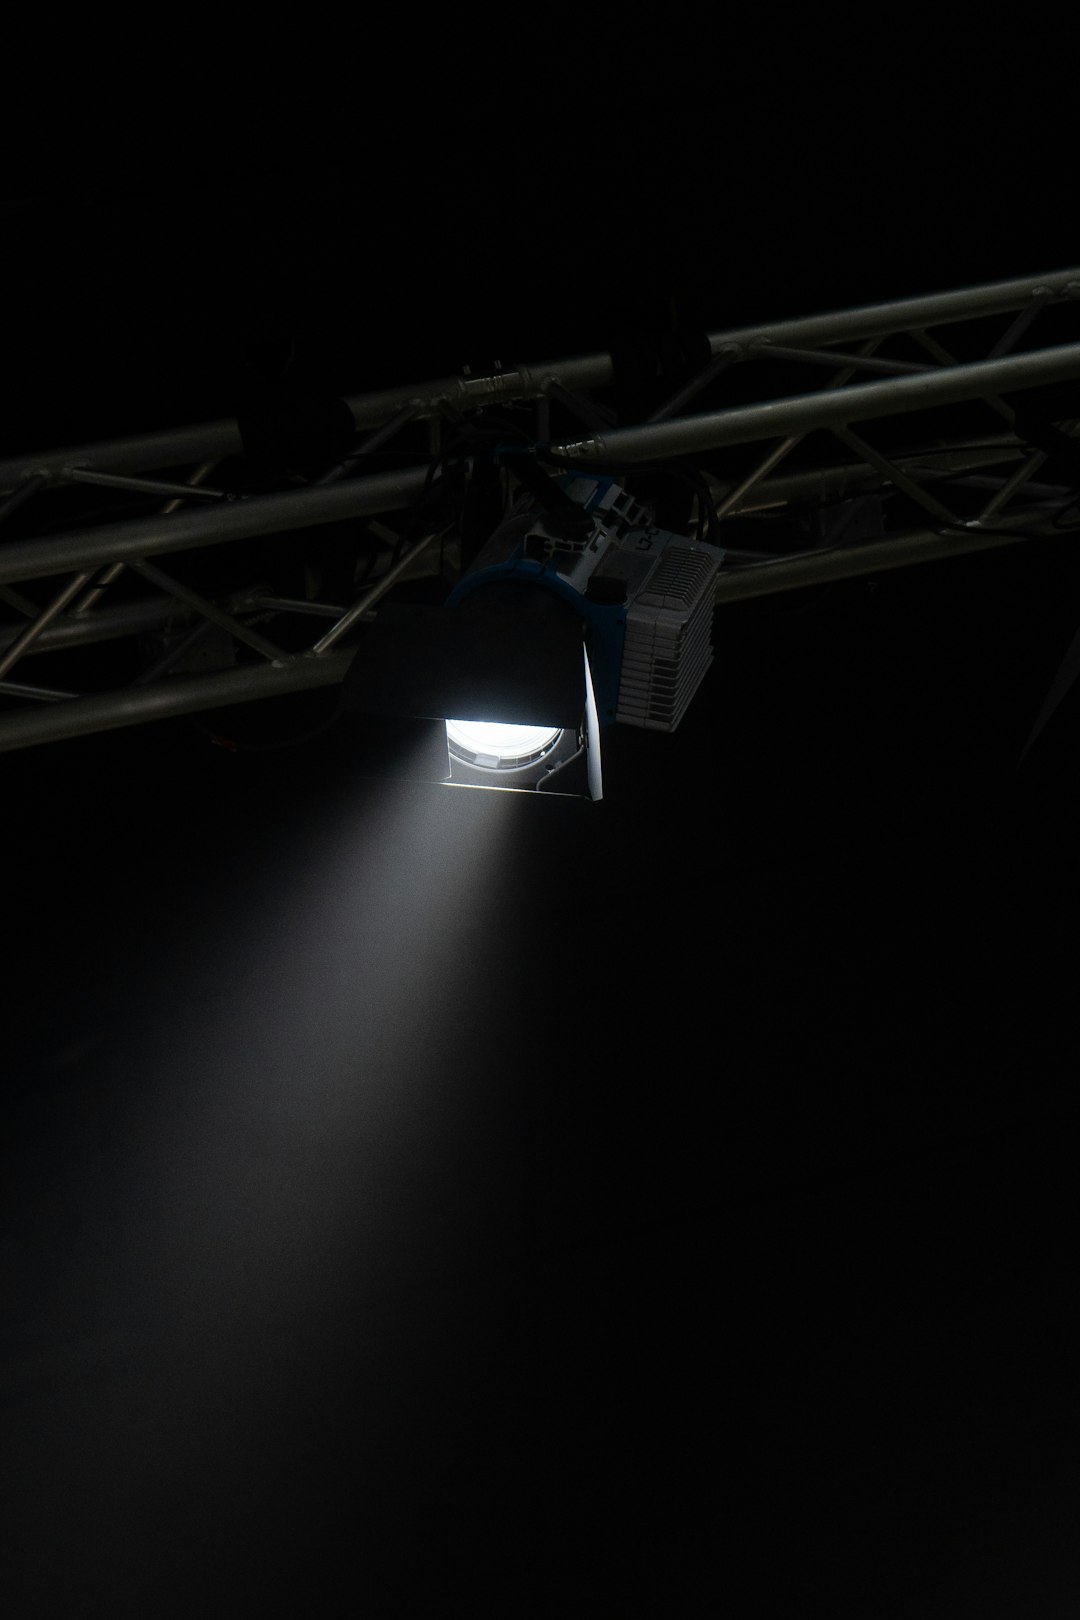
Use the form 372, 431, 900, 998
909, 329, 1016, 431
553, 341, 1080, 464
0, 591, 378, 661
985, 296, 1050, 360
710, 272, 1080, 359
0, 571, 95, 680
0, 472, 48, 524
72, 458, 224, 614
312, 529, 443, 655
0, 648, 355, 754
0, 585, 37, 617
63, 467, 230, 501
0, 464, 432, 588
128, 559, 290, 664
646, 346, 740, 423
2, 268, 1077, 495
0, 595, 198, 657
710, 440, 1040, 514
711, 503, 1080, 605
973, 451, 1049, 525
0, 678, 81, 702
311, 401, 423, 487
942, 472, 1068, 500
746, 342, 929, 376
242, 596, 371, 620
0, 504, 1075, 752
0, 419, 244, 498
543, 379, 619, 433
711, 339, 885, 519
830, 425, 962, 528
131, 618, 219, 686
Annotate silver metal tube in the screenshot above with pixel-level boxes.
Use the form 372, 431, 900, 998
0, 595, 197, 657
0, 648, 355, 754
747, 342, 929, 376
131, 619, 218, 686
946, 473, 1068, 500
0, 591, 379, 660
712, 339, 885, 519
312, 401, 423, 487
63, 467, 230, 501
0, 505, 1074, 751
2, 268, 1076, 496
0, 464, 432, 588
974, 451, 1049, 524
312, 529, 443, 655
72, 458, 224, 615
0, 419, 244, 498
554, 342, 1080, 464
712, 441, 1030, 514
128, 559, 290, 664
710, 272, 1080, 358
986, 297, 1048, 360
646, 346, 740, 423
712, 503, 1080, 605
709, 435, 1079, 515
242, 596, 370, 620
0, 585, 37, 617
0, 571, 95, 680
830, 426, 962, 527
0, 472, 48, 523
543, 378, 618, 433
0, 678, 81, 702
909, 329, 1016, 430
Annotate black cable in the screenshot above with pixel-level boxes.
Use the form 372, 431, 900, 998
388, 417, 539, 566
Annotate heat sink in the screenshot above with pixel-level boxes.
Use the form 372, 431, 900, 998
615, 539, 723, 731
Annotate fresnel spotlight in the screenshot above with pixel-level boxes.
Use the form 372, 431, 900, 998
340, 455, 726, 799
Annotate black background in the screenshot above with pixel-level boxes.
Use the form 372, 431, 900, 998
3, 21, 1080, 1617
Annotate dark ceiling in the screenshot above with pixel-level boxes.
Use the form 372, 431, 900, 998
4, 29, 1080, 1617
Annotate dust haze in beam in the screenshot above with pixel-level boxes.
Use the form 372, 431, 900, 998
72, 764, 522, 1539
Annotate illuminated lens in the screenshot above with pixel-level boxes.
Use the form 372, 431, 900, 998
445, 719, 561, 763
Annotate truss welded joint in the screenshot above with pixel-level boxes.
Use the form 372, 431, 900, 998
0, 570, 95, 681
128, 560, 291, 665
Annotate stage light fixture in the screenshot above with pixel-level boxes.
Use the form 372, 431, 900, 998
340, 464, 725, 800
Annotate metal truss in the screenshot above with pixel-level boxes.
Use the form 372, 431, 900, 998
3, 265, 1080, 754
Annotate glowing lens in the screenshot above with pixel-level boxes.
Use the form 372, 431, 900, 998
445, 719, 561, 763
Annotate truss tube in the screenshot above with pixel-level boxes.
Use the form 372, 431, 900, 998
0, 571, 95, 680
748, 343, 928, 376
69, 459, 223, 618
0, 649, 355, 754
0, 585, 37, 617
0, 420, 244, 497
0, 503, 1074, 753
0, 596, 207, 658
0, 593, 377, 661
2, 270, 1077, 497
312, 529, 443, 655
711, 503, 1080, 605
554, 342, 1080, 464
0, 465, 432, 587
710, 440, 1056, 513
705, 272, 1080, 359
711, 338, 885, 519
128, 559, 290, 665
7, 343, 1080, 595
0, 678, 80, 702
